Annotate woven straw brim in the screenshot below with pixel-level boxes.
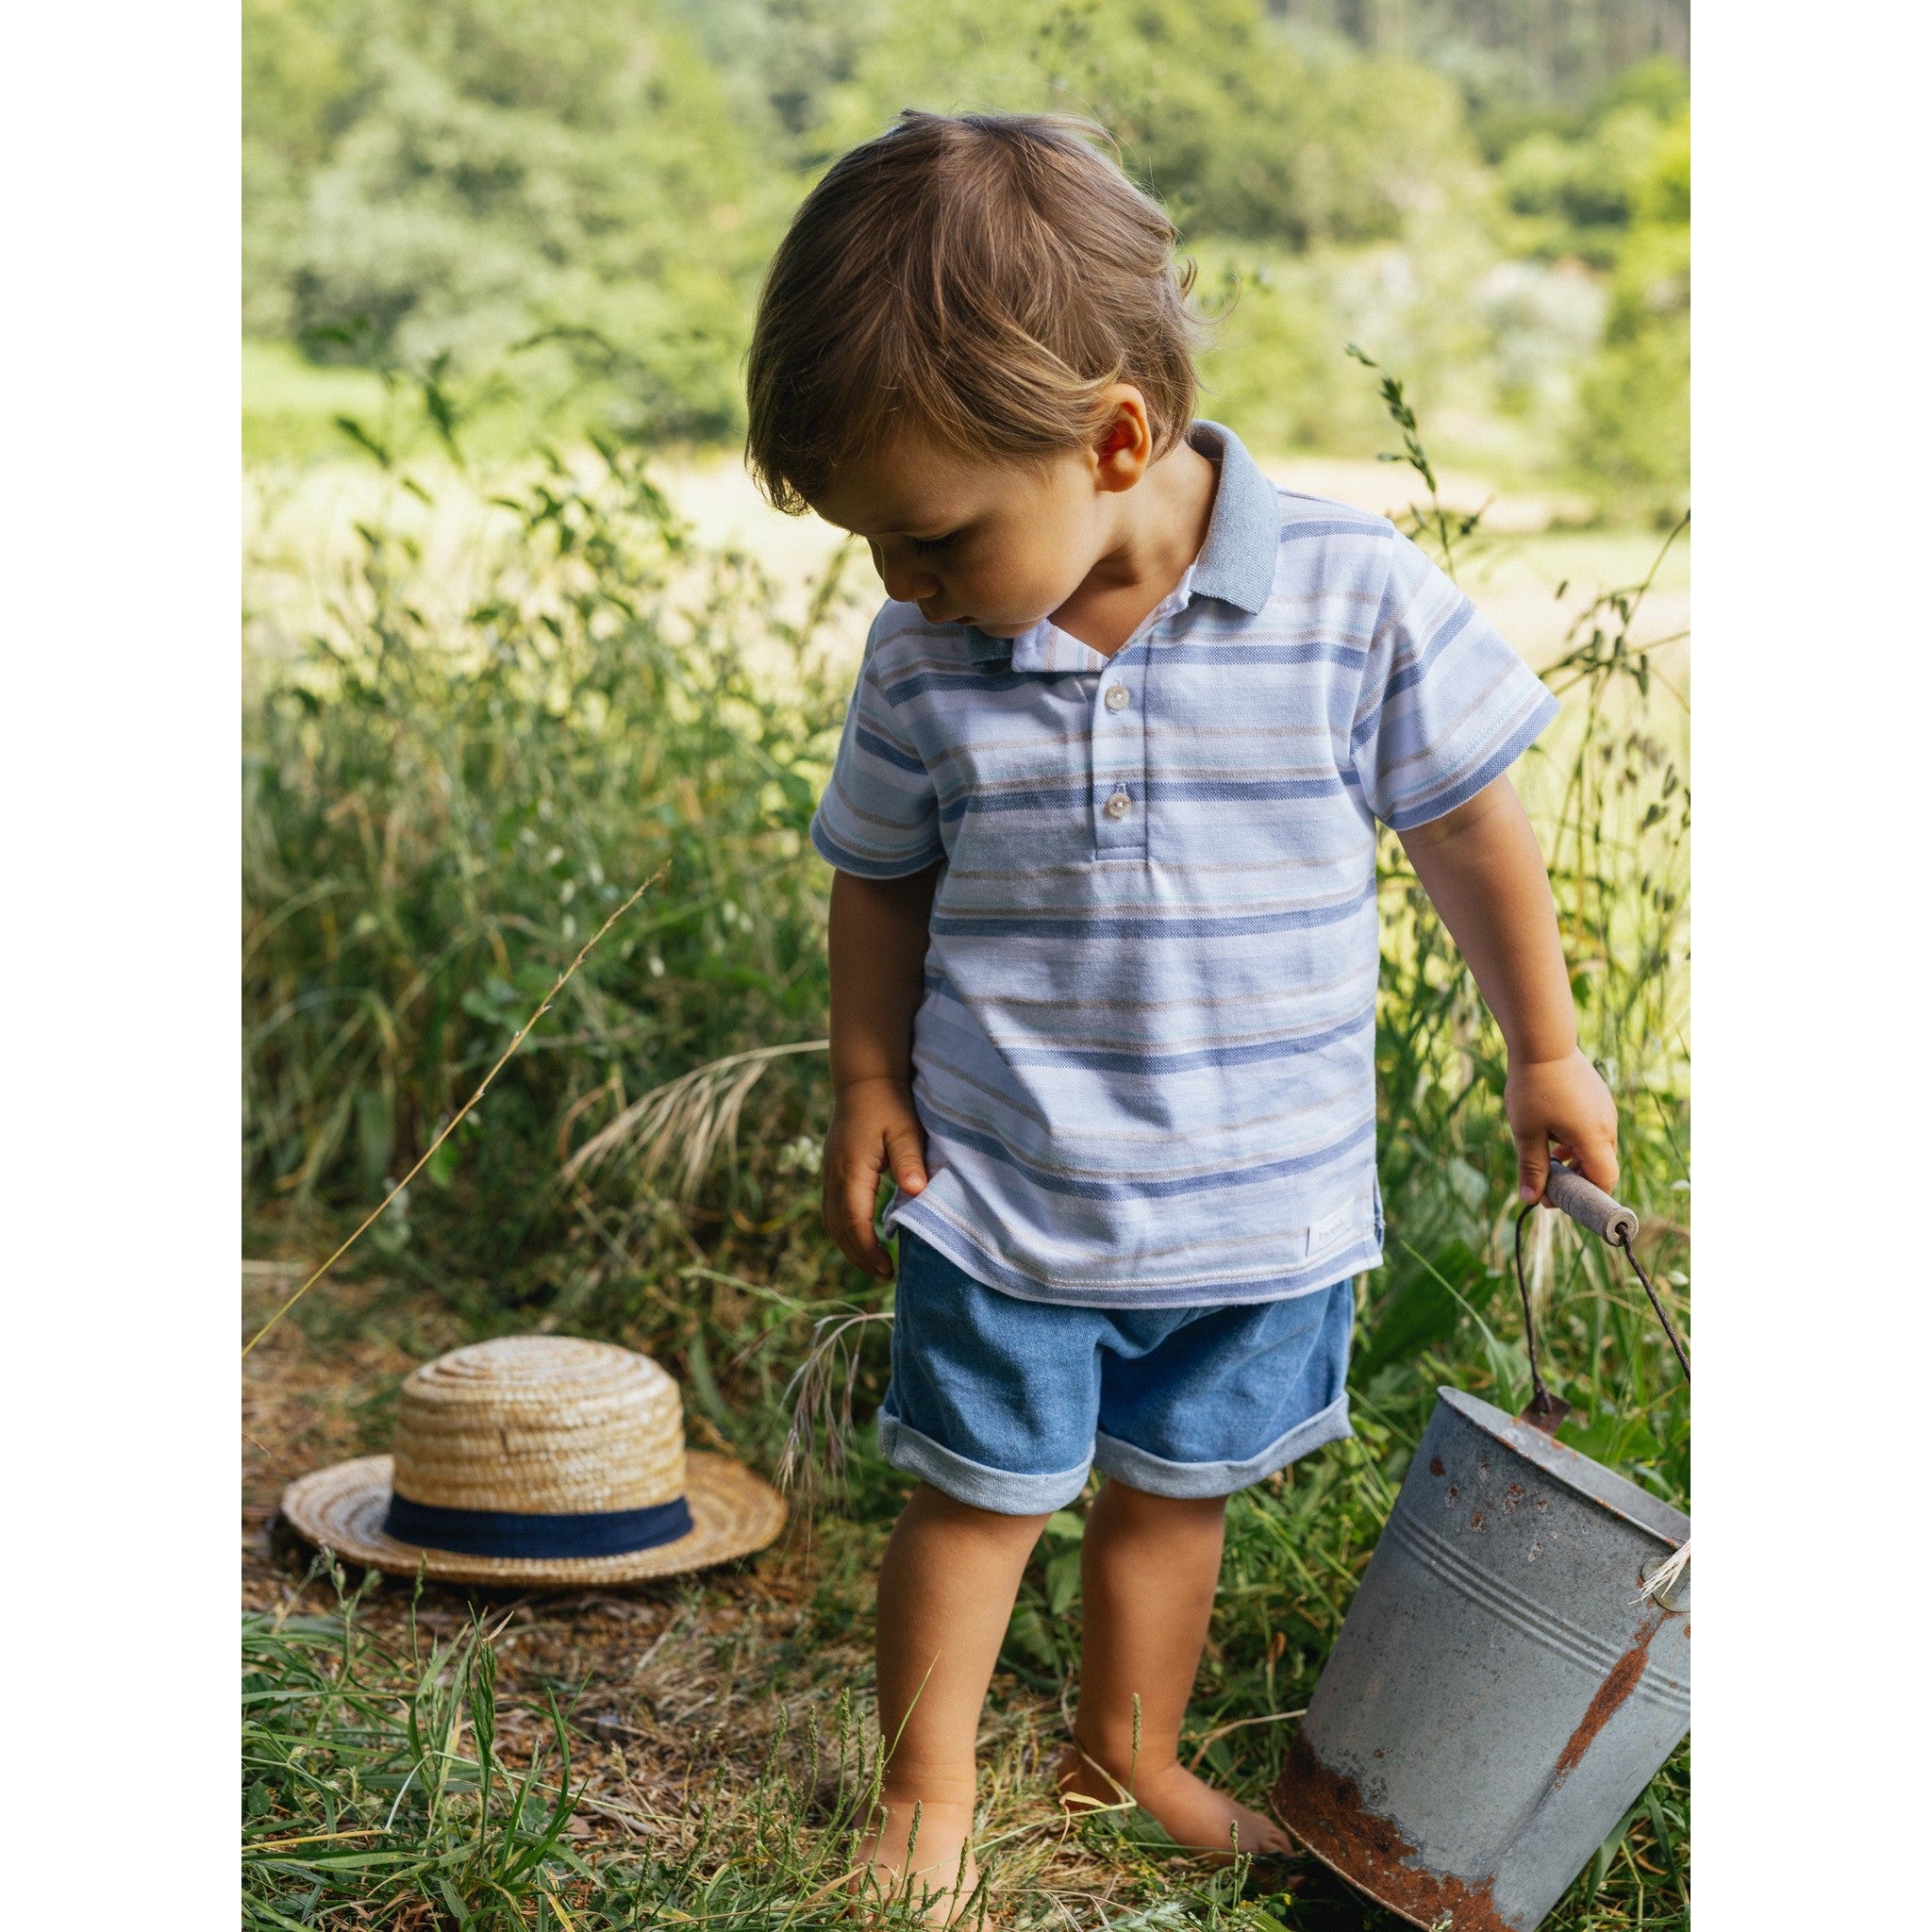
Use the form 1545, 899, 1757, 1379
279, 1451, 787, 1587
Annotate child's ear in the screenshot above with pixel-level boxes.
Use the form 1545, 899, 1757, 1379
1091, 386, 1154, 492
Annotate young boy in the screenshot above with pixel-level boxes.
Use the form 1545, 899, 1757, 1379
745, 111, 1619, 1916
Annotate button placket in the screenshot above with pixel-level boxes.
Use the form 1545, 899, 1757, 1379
1091, 642, 1150, 857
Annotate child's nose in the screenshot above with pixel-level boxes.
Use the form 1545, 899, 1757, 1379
872, 542, 939, 606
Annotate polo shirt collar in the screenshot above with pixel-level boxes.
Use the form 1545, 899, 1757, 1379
1184, 421, 1278, 617
962, 420, 1276, 666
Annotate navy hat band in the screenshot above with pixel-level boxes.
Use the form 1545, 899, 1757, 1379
383, 1490, 694, 1559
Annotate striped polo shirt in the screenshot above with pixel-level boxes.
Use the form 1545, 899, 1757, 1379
810, 421, 1558, 1308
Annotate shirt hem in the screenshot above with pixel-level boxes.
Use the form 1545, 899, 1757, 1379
887, 1197, 1382, 1309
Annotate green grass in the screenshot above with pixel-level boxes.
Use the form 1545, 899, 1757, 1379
242, 1423, 1687, 1931
244, 1582, 587, 1928
243, 339, 649, 468
243, 1549, 1335, 1932
243, 364, 1689, 1930
245, 341, 394, 462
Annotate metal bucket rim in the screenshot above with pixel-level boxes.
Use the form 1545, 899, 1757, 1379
1436, 1387, 1690, 1549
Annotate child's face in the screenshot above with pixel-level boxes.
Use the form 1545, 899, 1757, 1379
808, 430, 1122, 638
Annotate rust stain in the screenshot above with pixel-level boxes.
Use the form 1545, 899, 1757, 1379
1468, 1509, 1488, 1532
1428, 1456, 1446, 1477
1501, 1482, 1525, 1514
1274, 1735, 1513, 1932
1552, 1615, 1664, 1781
1447, 1485, 1460, 1500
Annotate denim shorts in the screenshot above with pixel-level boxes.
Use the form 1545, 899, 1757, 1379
875, 1230, 1355, 1516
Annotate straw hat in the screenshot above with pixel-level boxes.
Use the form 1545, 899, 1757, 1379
279, 1335, 787, 1586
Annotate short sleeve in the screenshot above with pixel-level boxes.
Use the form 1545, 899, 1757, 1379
808, 618, 945, 878
1349, 531, 1560, 831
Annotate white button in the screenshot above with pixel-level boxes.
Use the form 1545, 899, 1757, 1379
1104, 788, 1132, 820
1105, 684, 1131, 711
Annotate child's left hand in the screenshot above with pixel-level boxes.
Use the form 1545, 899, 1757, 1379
1504, 1048, 1621, 1205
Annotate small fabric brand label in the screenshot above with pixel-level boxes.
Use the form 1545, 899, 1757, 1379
1304, 1198, 1368, 1259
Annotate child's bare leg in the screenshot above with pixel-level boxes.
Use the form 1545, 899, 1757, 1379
1058, 1479, 1291, 1857
858, 1481, 1050, 1920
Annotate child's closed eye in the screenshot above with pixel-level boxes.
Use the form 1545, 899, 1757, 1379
908, 531, 958, 555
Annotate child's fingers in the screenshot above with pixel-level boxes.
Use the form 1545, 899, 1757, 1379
883, 1118, 928, 1195
1531, 1129, 1621, 1205
1514, 1128, 1551, 1206
843, 1177, 892, 1278
1564, 1124, 1621, 1196
824, 1160, 891, 1278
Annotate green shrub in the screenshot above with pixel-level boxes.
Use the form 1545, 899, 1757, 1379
247, 0, 778, 437
1570, 139, 1690, 519
243, 428, 852, 1307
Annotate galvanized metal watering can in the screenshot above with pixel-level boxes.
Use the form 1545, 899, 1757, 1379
1272, 1169, 1690, 1932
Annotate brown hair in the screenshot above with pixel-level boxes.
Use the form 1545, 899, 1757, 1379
745, 111, 1203, 513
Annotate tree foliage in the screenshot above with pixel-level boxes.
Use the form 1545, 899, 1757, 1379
243, 0, 1688, 502
808, 0, 1477, 249
245, 0, 774, 437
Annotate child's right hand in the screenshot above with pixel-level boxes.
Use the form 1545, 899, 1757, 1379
823, 1076, 928, 1278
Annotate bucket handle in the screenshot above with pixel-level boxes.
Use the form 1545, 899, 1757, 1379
1514, 1166, 1690, 1431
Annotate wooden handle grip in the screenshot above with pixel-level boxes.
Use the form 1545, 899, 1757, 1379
1542, 1165, 1640, 1245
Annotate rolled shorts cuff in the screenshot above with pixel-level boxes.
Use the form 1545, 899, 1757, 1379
1091, 1391, 1354, 1501
875, 1408, 1092, 1516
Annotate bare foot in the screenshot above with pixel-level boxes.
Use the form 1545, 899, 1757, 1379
849, 1795, 981, 1924
1056, 1744, 1292, 1862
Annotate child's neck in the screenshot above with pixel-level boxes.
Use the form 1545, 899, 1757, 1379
1050, 439, 1221, 657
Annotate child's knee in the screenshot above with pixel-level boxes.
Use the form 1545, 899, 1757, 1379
909, 1479, 1052, 1539
1096, 1477, 1228, 1522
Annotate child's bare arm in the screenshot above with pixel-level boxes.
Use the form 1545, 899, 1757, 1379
824, 864, 941, 1277
1397, 775, 1620, 1203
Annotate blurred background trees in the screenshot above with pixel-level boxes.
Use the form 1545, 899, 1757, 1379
242, 0, 1688, 518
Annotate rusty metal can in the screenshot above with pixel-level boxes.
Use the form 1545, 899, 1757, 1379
1272, 1386, 1689, 1931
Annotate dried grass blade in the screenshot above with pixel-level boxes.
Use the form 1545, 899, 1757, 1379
560, 1039, 826, 1203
